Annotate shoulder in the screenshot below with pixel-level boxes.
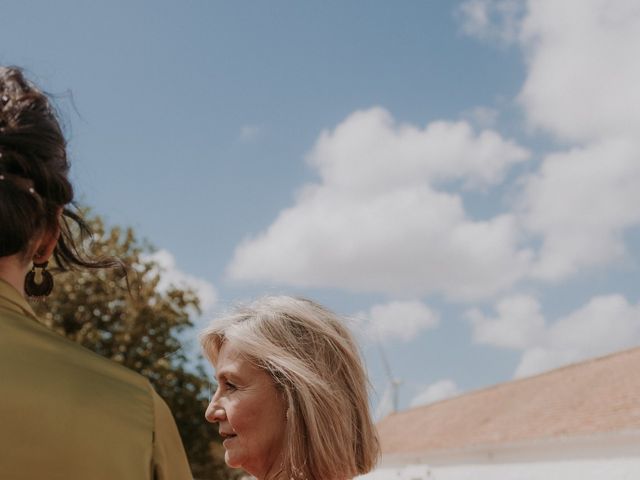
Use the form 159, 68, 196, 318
150, 389, 193, 480
1, 307, 151, 400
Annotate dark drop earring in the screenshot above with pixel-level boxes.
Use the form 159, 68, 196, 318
24, 261, 54, 298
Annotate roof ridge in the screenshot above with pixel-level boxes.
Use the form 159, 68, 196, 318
395, 344, 640, 417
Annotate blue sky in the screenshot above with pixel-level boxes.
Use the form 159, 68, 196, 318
4, 0, 640, 415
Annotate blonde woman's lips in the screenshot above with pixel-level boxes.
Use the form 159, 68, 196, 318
220, 431, 237, 444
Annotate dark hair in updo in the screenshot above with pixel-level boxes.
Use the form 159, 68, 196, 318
0, 66, 116, 271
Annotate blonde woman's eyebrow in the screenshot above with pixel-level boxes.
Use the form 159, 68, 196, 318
216, 370, 241, 383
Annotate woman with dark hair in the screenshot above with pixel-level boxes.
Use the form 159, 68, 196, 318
0, 66, 192, 480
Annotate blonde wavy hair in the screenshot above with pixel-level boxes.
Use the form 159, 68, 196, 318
200, 296, 380, 480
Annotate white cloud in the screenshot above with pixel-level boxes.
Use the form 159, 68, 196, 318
230, 1, 640, 307
520, 139, 640, 280
509, 0, 640, 281
457, 0, 524, 45
516, 294, 640, 377
467, 294, 546, 349
144, 249, 218, 314
460, 0, 640, 142
355, 300, 439, 343
308, 108, 528, 192
457, 1, 640, 283
470, 293, 640, 378
410, 379, 461, 408
227, 108, 531, 300
519, 0, 640, 142
239, 124, 262, 142
462, 106, 500, 129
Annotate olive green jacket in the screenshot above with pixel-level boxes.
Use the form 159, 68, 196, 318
0, 279, 192, 480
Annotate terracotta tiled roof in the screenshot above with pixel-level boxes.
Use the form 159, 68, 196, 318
377, 347, 640, 455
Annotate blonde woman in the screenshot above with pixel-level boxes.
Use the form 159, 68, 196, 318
201, 296, 380, 480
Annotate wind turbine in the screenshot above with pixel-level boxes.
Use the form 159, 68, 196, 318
375, 342, 403, 420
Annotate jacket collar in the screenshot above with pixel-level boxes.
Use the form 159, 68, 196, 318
0, 278, 39, 321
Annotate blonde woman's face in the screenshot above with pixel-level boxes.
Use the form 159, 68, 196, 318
205, 339, 287, 479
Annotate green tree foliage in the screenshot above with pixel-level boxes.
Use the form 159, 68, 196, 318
33, 213, 233, 479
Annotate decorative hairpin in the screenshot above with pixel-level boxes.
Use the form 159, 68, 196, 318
0, 169, 37, 195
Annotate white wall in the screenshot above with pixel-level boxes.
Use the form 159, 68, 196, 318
360, 458, 640, 480
358, 432, 640, 480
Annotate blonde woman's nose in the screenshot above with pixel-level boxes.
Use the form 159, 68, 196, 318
205, 398, 226, 423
